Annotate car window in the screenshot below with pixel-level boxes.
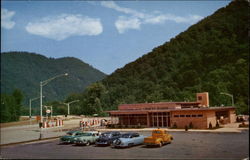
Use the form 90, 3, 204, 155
67, 132, 73, 136
81, 133, 92, 136
153, 131, 161, 134
121, 134, 131, 138
101, 133, 111, 137
133, 133, 139, 137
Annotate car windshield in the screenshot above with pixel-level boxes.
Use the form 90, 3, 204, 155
81, 133, 92, 136
153, 131, 161, 134
101, 133, 111, 137
66, 132, 73, 136
121, 134, 131, 138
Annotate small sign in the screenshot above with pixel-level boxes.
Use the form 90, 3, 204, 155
46, 109, 51, 113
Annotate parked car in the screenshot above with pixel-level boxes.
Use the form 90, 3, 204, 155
144, 129, 173, 147
95, 131, 121, 146
113, 132, 145, 148
75, 131, 100, 146
59, 130, 83, 144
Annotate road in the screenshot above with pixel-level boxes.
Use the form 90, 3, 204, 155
0, 130, 249, 159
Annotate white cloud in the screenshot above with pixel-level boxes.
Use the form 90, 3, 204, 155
100, 1, 203, 33
101, 1, 145, 18
1, 8, 16, 29
25, 14, 103, 41
144, 14, 203, 25
115, 16, 141, 34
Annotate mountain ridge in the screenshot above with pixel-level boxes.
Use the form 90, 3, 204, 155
1, 51, 106, 106
86, 0, 248, 115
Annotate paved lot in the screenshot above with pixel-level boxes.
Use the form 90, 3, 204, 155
0, 130, 248, 159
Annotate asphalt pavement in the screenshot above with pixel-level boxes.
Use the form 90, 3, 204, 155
0, 118, 248, 145
0, 130, 249, 159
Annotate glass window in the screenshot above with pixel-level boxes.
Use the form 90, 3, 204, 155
192, 115, 197, 117
174, 115, 179, 117
153, 131, 161, 134
180, 115, 185, 117
134, 133, 139, 137
186, 115, 191, 117
197, 114, 203, 117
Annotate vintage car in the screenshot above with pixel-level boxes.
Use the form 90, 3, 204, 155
95, 131, 121, 146
74, 131, 100, 146
144, 129, 173, 147
59, 130, 83, 144
112, 132, 145, 148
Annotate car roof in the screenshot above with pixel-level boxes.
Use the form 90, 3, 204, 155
103, 131, 120, 134
122, 132, 138, 135
84, 131, 98, 133
67, 130, 81, 134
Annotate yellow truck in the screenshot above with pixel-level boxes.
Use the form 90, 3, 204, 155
144, 129, 173, 147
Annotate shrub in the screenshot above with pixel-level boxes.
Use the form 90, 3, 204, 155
216, 121, 220, 128
189, 122, 193, 129
172, 122, 177, 129
209, 122, 213, 129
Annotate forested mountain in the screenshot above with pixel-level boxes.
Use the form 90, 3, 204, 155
73, 0, 248, 115
1, 52, 106, 106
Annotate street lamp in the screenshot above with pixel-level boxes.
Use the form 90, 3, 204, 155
63, 100, 80, 115
39, 73, 68, 139
29, 96, 45, 119
29, 96, 44, 125
220, 92, 234, 106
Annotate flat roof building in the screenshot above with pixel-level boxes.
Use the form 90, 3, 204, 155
106, 92, 236, 129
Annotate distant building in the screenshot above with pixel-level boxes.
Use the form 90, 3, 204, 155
106, 92, 236, 129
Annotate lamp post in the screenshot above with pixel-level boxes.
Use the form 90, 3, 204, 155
220, 92, 234, 106
29, 96, 44, 125
39, 73, 68, 139
63, 100, 80, 116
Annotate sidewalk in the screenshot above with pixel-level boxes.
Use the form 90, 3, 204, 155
0, 120, 80, 145
96, 126, 248, 133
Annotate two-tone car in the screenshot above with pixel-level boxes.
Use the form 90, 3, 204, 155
113, 132, 145, 148
59, 130, 83, 144
74, 131, 100, 146
95, 131, 121, 146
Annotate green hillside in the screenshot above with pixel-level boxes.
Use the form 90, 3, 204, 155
1, 52, 106, 106
75, 0, 248, 115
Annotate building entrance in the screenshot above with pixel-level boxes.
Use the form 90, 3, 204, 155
149, 112, 170, 127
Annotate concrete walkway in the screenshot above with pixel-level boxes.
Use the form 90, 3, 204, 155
0, 120, 248, 145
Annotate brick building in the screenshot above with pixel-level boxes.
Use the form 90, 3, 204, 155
107, 92, 236, 129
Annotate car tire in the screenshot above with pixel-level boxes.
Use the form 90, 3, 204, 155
86, 141, 90, 146
159, 142, 163, 147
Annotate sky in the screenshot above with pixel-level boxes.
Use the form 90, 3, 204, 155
1, 1, 231, 74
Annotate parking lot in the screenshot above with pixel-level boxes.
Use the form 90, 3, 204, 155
1, 130, 249, 159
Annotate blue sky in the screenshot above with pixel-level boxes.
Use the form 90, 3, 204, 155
1, 1, 231, 74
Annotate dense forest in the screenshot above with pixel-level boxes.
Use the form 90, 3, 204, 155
67, 0, 249, 116
1, 52, 106, 108
0, 89, 24, 123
